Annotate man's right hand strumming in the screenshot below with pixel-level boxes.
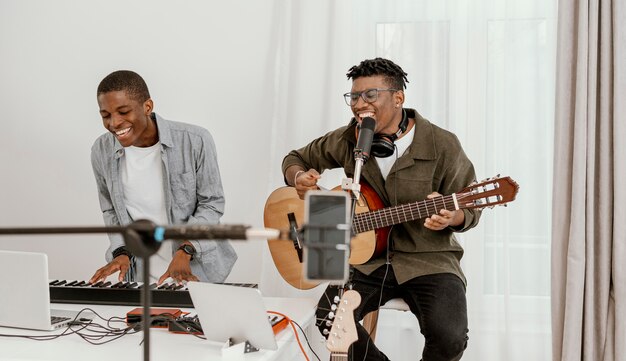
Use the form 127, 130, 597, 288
288, 167, 321, 199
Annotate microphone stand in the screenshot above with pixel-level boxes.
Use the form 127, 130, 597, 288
120, 220, 161, 361
344, 116, 375, 217
351, 151, 366, 200
0, 220, 255, 361
342, 150, 367, 223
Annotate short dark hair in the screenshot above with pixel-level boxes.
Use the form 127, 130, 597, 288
346, 58, 409, 90
97, 70, 151, 102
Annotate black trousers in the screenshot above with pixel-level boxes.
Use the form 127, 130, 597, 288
316, 266, 469, 361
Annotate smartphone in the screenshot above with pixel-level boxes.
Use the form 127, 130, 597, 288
303, 190, 351, 284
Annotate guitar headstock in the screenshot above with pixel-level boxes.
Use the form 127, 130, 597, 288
326, 290, 361, 354
457, 175, 519, 210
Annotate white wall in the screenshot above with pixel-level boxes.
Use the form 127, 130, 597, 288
0, 0, 285, 284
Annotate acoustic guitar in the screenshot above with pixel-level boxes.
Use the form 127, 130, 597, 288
263, 175, 519, 289
326, 290, 361, 360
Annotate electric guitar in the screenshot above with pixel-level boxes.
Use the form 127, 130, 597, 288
263, 175, 519, 289
326, 290, 361, 360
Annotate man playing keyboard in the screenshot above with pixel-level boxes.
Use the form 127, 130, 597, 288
89, 70, 236, 285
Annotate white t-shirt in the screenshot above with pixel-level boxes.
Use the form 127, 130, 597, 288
120, 142, 171, 279
375, 125, 416, 180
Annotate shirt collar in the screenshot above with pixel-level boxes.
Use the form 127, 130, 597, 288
404, 108, 437, 160
152, 113, 173, 148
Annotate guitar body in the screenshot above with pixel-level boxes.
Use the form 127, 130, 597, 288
263, 183, 389, 290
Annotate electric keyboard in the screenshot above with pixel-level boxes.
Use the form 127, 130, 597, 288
49, 280, 257, 308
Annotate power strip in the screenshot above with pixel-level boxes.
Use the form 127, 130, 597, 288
167, 314, 288, 336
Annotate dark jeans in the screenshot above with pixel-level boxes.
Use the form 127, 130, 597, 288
316, 266, 468, 361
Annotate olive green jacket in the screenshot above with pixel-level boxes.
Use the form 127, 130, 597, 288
282, 108, 481, 285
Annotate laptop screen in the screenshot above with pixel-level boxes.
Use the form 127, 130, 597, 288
187, 281, 278, 350
0, 250, 84, 331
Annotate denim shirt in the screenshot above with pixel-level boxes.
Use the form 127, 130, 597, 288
91, 113, 237, 282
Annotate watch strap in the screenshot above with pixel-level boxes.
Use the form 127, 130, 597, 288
177, 244, 196, 261
112, 246, 132, 259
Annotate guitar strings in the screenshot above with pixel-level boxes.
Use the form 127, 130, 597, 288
352, 189, 486, 231
352, 195, 459, 232
315, 288, 338, 327
352, 178, 508, 233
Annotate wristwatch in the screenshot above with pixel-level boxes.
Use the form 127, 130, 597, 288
177, 244, 196, 261
112, 246, 132, 259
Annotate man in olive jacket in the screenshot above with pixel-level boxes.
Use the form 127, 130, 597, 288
282, 58, 481, 361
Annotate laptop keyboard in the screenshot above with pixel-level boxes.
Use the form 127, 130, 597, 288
51, 316, 71, 325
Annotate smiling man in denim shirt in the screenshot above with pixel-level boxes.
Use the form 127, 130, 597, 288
89, 70, 236, 285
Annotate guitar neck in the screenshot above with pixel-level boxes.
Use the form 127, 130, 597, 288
330, 354, 348, 360
353, 194, 458, 233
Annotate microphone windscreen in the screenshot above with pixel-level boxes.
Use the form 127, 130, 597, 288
355, 117, 376, 161
360, 117, 376, 132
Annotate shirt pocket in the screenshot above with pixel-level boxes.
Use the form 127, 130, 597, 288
390, 176, 433, 205
171, 171, 197, 205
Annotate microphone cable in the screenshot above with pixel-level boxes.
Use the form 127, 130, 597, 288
267, 310, 321, 361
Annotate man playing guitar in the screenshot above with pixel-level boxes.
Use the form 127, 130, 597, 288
282, 58, 481, 361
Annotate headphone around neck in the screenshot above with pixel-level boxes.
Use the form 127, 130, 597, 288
370, 109, 409, 158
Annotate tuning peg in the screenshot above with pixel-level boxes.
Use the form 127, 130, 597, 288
323, 329, 330, 335
326, 320, 332, 327
328, 311, 335, 319
333, 295, 340, 303
331, 304, 338, 311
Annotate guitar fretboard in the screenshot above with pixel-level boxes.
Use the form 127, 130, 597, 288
352, 194, 459, 234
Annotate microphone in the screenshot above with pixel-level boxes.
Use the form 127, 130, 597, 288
354, 117, 376, 162
347, 117, 376, 200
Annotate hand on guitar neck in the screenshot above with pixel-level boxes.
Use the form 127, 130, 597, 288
424, 192, 465, 230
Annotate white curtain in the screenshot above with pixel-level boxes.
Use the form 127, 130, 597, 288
552, 0, 626, 360
261, 1, 556, 360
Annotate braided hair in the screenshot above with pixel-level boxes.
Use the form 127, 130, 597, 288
97, 70, 151, 103
346, 58, 409, 90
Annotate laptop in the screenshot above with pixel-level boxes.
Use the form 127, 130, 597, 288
0, 250, 92, 331
187, 281, 278, 351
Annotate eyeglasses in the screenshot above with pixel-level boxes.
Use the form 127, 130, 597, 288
343, 88, 399, 106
